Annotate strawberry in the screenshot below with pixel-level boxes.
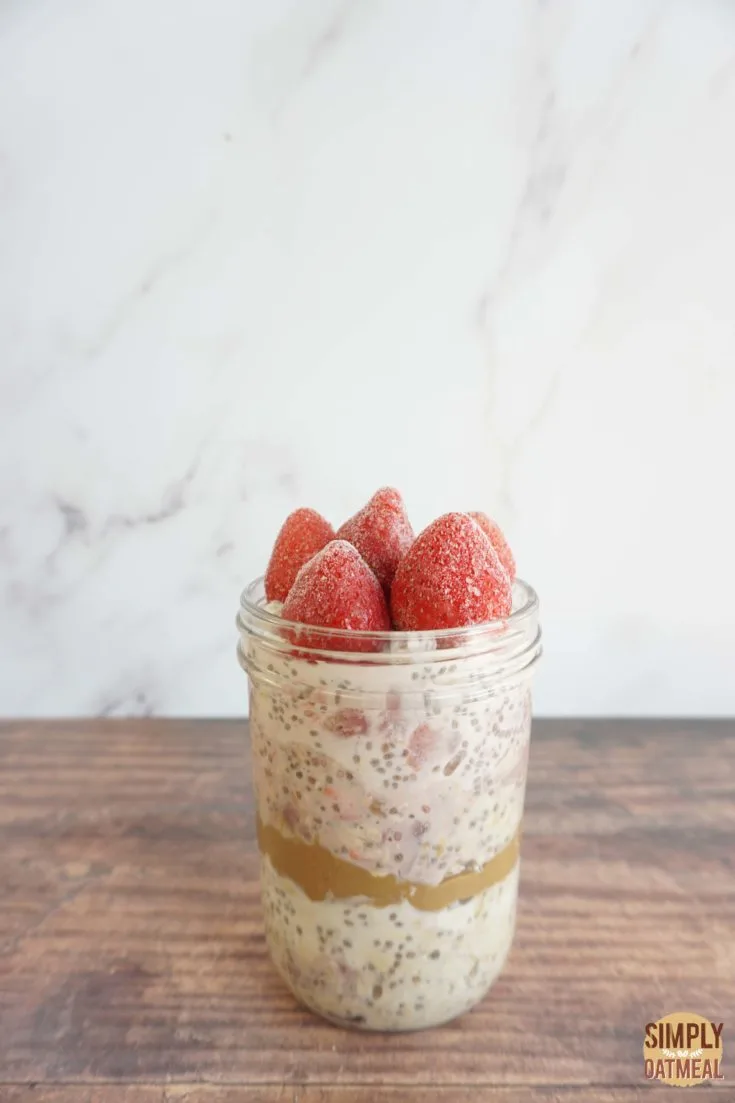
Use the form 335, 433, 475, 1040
264, 507, 334, 602
325, 709, 369, 737
406, 723, 438, 770
282, 540, 391, 651
468, 511, 516, 581
336, 487, 414, 592
390, 512, 512, 631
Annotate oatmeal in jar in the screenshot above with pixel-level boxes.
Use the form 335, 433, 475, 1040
237, 494, 541, 1030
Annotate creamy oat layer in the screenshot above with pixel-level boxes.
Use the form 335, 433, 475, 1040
245, 615, 531, 1029
261, 855, 519, 1030
248, 640, 531, 884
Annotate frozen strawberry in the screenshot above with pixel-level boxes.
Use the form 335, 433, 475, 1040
264, 507, 335, 602
282, 540, 391, 650
468, 511, 516, 581
336, 487, 414, 592
390, 512, 512, 631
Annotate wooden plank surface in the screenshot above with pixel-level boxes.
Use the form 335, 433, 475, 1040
0, 1088, 702, 1103
0, 719, 733, 1101
0, 1088, 700, 1103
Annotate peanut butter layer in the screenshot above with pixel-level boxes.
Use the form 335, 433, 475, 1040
257, 817, 520, 912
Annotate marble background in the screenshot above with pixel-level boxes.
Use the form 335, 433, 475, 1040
0, 0, 733, 718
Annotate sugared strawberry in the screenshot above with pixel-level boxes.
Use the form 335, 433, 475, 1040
282, 540, 391, 650
390, 512, 512, 630
336, 487, 414, 592
264, 507, 335, 602
468, 511, 516, 581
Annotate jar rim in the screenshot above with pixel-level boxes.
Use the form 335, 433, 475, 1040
238, 574, 539, 647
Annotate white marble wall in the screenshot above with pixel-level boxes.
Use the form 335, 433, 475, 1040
1, 0, 733, 718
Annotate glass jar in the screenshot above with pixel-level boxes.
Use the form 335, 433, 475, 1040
237, 577, 541, 1031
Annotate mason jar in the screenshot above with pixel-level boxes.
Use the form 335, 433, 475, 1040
237, 577, 541, 1031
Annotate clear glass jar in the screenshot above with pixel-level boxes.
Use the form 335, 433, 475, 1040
237, 577, 541, 1031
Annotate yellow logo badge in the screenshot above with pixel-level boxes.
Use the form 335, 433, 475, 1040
644, 1012, 724, 1086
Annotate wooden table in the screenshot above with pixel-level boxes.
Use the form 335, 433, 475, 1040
0, 719, 732, 1102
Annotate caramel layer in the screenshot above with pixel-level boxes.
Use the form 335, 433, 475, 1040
257, 817, 520, 912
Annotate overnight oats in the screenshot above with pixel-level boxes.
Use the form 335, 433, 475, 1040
236, 491, 541, 1031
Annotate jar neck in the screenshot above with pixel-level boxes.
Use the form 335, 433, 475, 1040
237, 577, 541, 688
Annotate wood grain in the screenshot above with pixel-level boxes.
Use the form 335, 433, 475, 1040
0, 1088, 697, 1103
0, 719, 733, 1100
